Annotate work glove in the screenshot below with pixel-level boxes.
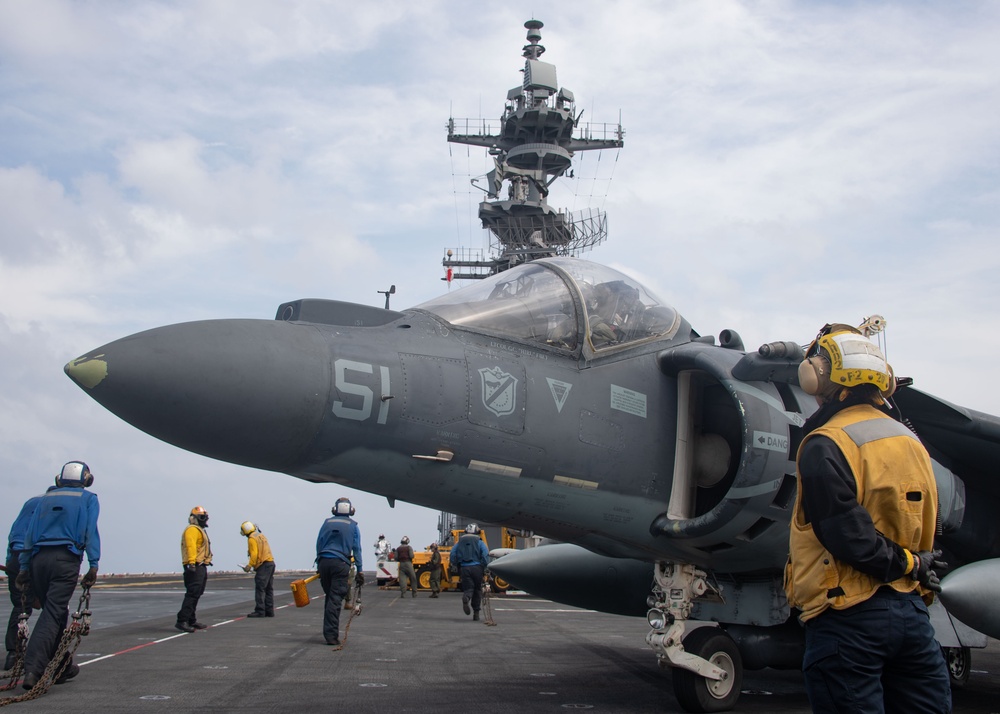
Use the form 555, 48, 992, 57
355, 572, 365, 586
911, 549, 947, 593
81, 566, 98, 587
15, 570, 30, 591
185, 564, 197, 573
242, 564, 252, 573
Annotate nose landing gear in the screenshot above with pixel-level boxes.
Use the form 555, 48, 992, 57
645, 561, 744, 713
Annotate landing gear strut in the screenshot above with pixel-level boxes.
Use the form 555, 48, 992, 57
645, 561, 743, 713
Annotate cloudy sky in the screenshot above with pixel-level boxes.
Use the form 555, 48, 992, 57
2, 1, 998, 574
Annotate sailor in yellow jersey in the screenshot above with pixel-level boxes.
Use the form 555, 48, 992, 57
240, 521, 275, 618
785, 323, 950, 713
176, 506, 213, 633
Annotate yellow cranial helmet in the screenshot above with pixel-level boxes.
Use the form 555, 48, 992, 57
798, 323, 895, 399
240, 521, 256, 536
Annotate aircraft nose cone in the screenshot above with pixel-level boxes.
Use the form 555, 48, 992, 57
65, 319, 331, 471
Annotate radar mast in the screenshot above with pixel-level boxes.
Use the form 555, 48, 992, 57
444, 20, 625, 280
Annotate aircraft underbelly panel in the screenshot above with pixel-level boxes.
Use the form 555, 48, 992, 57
462, 430, 545, 480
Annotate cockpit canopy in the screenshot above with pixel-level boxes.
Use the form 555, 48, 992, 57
415, 258, 680, 352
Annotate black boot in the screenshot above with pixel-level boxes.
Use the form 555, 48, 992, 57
55, 662, 80, 684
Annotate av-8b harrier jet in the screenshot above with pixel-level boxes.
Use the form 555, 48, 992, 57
63, 19, 1000, 714
63, 255, 1000, 711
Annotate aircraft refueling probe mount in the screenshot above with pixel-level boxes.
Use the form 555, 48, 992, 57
644, 562, 728, 680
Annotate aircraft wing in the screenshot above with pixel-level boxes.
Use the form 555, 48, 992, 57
894, 385, 1000, 499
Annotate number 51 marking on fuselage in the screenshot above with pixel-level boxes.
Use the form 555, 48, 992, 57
331, 359, 390, 425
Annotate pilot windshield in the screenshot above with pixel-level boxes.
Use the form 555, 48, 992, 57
415, 258, 679, 350
417, 263, 578, 349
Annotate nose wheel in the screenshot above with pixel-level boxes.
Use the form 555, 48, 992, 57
671, 627, 743, 712
943, 646, 971, 688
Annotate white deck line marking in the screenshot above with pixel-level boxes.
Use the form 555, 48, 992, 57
78, 632, 190, 666
493, 608, 598, 613
75, 588, 386, 668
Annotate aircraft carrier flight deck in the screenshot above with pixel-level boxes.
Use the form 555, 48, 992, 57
2, 572, 999, 713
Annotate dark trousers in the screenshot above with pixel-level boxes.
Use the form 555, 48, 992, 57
429, 565, 442, 594
803, 589, 951, 714
319, 557, 350, 643
177, 564, 208, 625
24, 546, 81, 676
252, 561, 275, 615
459, 564, 485, 612
5, 550, 33, 656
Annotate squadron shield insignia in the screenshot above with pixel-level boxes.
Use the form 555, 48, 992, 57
479, 367, 518, 417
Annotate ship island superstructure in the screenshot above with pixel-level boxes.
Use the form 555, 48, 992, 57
444, 19, 625, 280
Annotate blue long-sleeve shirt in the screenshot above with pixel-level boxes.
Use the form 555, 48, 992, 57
450, 534, 489, 567
316, 516, 362, 569
7, 494, 43, 559
19, 486, 101, 569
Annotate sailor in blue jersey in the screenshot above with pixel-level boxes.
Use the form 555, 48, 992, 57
450, 523, 490, 621
16, 461, 100, 690
315, 497, 363, 645
5, 490, 48, 671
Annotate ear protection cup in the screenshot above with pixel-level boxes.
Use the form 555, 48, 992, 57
798, 356, 826, 396
881, 363, 897, 399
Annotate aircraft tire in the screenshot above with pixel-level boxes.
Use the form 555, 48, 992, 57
944, 646, 971, 688
671, 627, 742, 713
